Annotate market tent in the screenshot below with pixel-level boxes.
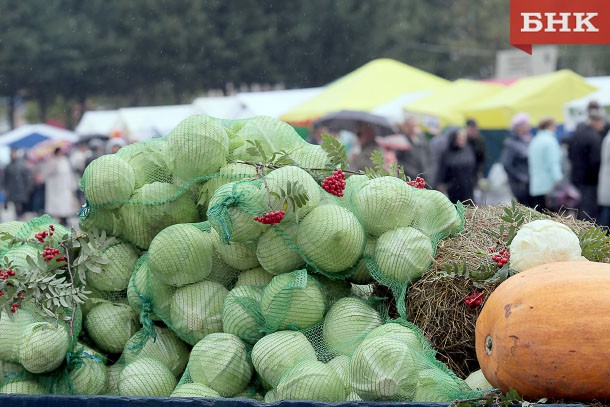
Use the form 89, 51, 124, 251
371, 90, 430, 124
75, 110, 119, 139
280, 58, 450, 125
463, 70, 596, 129
404, 79, 505, 130
114, 105, 198, 141
0, 124, 78, 149
563, 76, 610, 132
236, 87, 324, 118
192, 96, 245, 119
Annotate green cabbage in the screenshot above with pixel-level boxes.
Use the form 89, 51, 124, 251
118, 189, 157, 250
85, 302, 139, 354
349, 236, 377, 284
251, 330, 317, 387
188, 333, 253, 397
289, 144, 333, 168
234, 267, 274, 287
465, 369, 493, 391
351, 336, 421, 401
83, 154, 136, 208
297, 205, 365, 273
166, 115, 230, 180
118, 357, 177, 397
374, 227, 433, 285
413, 368, 465, 402
123, 326, 189, 377
0, 380, 45, 394
222, 285, 264, 344
148, 223, 214, 287
410, 189, 462, 240
171, 383, 221, 398
214, 239, 260, 271
19, 321, 70, 374
256, 223, 304, 275
127, 258, 171, 321
207, 181, 268, 243
0, 309, 36, 362
276, 360, 348, 402
264, 389, 278, 403
86, 242, 139, 292
79, 208, 122, 236
264, 166, 321, 222
323, 297, 383, 356
232, 116, 307, 161
169, 281, 228, 345
140, 182, 199, 227
0, 361, 24, 377
68, 345, 108, 395
353, 176, 415, 236
261, 270, 326, 331
199, 163, 258, 208
106, 363, 124, 395
327, 355, 350, 389
116, 138, 171, 188
364, 323, 426, 353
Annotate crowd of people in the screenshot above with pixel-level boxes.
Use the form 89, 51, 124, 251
0, 137, 126, 226
311, 101, 610, 227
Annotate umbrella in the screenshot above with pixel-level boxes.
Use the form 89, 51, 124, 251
313, 110, 398, 137
27, 139, 73, 163
0, 124, 78, 149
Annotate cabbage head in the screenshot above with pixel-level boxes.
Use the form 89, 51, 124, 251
68, 345, 109, 395
234, 267, 274, 287
119, 357, 177, 397
83, 154, 136, 209
171, 383, 221, 398
214, 239, 260, 271
297, 205, 365, 273
264, 166, 321, 222
0, 380, 45, 394
222, 285, 264, 344
148, 223, 214, 287
261, 270, 326, 331
123, 326, 189, 377
85, 302, 139, 354
86, 242, 139, 292
322, 297, 382, 356
256, 222, 304, 275
275, 360, 348, 402
169, 281, 228, 345
251, 330, 317, 387
188, 333, 253, 397
374, 227, 433, 285
166, 115, 230, 180
410, 188, 463, 241
353, 176, 415, 236
19, 321, 70, 374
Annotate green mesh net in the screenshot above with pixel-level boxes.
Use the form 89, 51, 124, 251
0, 114, 487, 401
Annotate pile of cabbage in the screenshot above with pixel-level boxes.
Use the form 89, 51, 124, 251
0, 115, 479, 401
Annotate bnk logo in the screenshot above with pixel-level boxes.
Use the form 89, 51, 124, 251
510, 0, 610, 54
521, 12, 599, 32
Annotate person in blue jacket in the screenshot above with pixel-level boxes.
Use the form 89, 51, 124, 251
528, 118, 563, 211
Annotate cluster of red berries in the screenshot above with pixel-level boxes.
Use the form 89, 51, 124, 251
322, 170, 346, 197
0, 269, 15, 280
34, 225, 55, 243
254, 211, 286, 225
43, 246, 65, 262
407, 176, 426, 189
465, 291, 484, 307
9, 301, 21, 313
490, 248, 510, 267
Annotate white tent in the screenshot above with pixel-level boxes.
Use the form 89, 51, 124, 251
75, 110, 119, 138
193, 88, 325, 120
371, 90, 431, 124
563, 76, 610, 132
192, 95, 245, 119
0, 124, 78, 148
114, 105, 198, 141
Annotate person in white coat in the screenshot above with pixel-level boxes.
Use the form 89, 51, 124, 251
43, 147, 77, 225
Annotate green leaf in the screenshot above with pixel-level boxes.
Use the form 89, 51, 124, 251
320, 133, 349, 169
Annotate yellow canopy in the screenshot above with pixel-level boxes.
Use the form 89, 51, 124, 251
463, 70, 597, 129
404, 79, 505, 129
280, 58, 449, 124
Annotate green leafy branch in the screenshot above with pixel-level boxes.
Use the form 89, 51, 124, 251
245, 139, 269, 162
321, 133, 349, 169
496, 200, 526, 246
363, 149, 406, 181
579, 225, 610, 262
269, 180, 310, 212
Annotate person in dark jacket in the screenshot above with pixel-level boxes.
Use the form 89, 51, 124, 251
465, 119, 486, 181
394, 116, 430, 180
437, 128, 477, 204
501, 113, 533, 206
3, 149, 33, 218
568, 108, 606, 220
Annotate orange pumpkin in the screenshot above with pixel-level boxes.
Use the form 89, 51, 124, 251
475, 261, 610, 400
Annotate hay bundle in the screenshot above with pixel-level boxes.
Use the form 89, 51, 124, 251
375, 202, 606, 379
